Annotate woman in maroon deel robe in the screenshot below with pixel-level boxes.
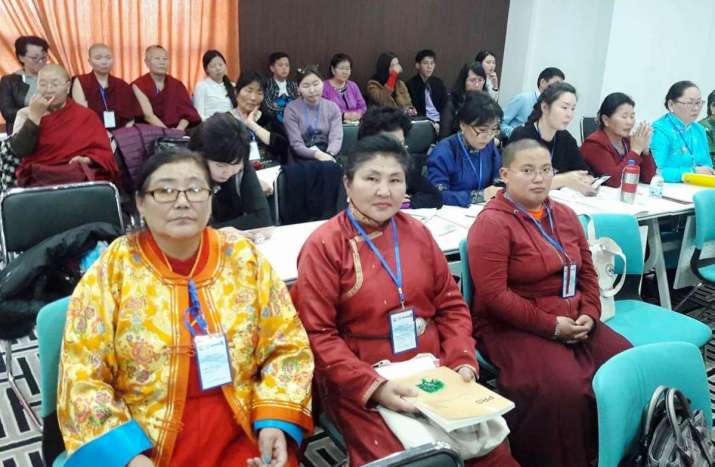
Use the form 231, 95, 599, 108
468, 138, 632, 467
291, 135, 517, 466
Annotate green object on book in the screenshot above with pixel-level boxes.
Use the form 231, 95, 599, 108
417, 378, 445, 393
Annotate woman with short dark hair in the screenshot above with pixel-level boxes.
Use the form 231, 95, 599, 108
292, 134, 517, 467
322, 53, 366, 122
0, 35, 49, 133
580, 92, 656, 187
427, 91, 503, 206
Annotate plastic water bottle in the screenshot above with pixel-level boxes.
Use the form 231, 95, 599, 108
620, 160, 640, 204
649, 169, 664, 198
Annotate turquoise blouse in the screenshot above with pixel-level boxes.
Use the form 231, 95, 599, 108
651, 112, 712, 182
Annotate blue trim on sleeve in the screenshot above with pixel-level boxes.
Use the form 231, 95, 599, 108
253, 419, 303, 446
64, 420, 153, 467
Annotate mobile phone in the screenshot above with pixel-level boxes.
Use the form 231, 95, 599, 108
591, 175, 611, 188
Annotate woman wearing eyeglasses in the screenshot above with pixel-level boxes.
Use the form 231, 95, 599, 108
510, 82, 596, 195
57, 148, 314, 467
0, 35, 49, 133
188, 112, 272, 230
427, 91, 502, 207
652, 81, 713, 182
468, 139, 631, 467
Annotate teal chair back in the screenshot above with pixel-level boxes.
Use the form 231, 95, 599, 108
593, 342, 712, 467
459, 239, 473, 305
693, 190, 715, 249
579, 213, 643, 275
405, 119, 436, 154
36, 297, 70, 419
339, 123, 360, 156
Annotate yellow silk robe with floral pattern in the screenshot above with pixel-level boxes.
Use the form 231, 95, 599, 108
58, 228, 313, 466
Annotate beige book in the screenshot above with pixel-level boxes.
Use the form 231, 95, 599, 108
396, 366, 515, 431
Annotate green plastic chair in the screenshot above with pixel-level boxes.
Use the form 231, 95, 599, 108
458, 239, 499, 375
338, 123, 360, 156
581, 213, 712, 347
593, 342, 712, 467
36, 297, 70, 467
404, 119, 436, 155
674, 189, 715, 310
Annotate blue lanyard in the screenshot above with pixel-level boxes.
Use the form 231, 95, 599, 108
98, 85, 109, 111
248, 129, 256, 142
183, 280, 208, 337
668, 113, 693, 155
457, 132, 483, 188
346, 209, 405, 307
303, 101, 322, 134
611, 138, 629, 162
534, 122, 557, 161
505, 194, 569, 260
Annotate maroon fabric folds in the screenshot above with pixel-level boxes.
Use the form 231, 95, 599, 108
76, 73, 142, 128
132, 73, 200, 128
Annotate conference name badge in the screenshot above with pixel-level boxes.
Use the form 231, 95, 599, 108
562, 263, 577, 298
103, 111, 116, 129
249, 140, 261, 161
389, 308, 418, 354
194, 333, 233, 390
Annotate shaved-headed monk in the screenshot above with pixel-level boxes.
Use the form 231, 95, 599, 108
72, 43, 142, 129
132, 45, 200, 129
12, 64, 119, 187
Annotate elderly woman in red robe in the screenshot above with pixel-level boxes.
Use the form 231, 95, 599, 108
468, 138, 632, 467
291, 135, 517, 466
132, 45, 201, 130
11, 64, 119, 187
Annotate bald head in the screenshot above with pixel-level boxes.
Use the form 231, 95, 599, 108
145, 45, 169, 75
88, 43, 110, 57
38, 63, 69, 81
88, 43, 113, 74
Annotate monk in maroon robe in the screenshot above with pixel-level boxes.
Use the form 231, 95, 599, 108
291, 136, 518, 466
468, 139, 632, 467
12, 64, 119, 187
132, 45, 200, 129
72, 43, 142, 129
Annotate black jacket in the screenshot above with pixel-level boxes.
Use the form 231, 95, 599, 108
211, 164, 273, 230
0, 222, 122, 339
278, 160, 346, 225
0, 73, 29, 134
509, 124, 590, 173
406, 75, 447, 118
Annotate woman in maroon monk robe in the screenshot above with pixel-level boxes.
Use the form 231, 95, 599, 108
468, 138, 632, 467
291, 135, 517, 466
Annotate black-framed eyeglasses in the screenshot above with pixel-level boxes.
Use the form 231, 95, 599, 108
469, 125, 500, 138
146, 186, 214, 203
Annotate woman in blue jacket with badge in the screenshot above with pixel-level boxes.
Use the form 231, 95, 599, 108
427, 91, 502, 207
651, 81, 714, 182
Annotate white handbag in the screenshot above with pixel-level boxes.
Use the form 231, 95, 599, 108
584, 216, 627, 321
377, 406, 510, 460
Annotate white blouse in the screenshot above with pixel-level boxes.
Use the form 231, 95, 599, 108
192, 78, 233, 120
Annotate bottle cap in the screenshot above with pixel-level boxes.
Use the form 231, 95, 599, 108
627, 160, 636, 165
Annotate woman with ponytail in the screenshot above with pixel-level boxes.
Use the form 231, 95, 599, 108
510, 81, 595, 195
193, 50, 237, 121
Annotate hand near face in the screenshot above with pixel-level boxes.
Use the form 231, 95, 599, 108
28, 94, 53, 123
390, 62, 403, 75
630, 121, 652, 154
488, 72, 499, 89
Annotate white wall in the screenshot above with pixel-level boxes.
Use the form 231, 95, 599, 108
501, 0, 715, 141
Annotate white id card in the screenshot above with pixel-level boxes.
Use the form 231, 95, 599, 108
389, 308, 418, 354
103, 111, 116, 129
249, 140, 261, 161
562, 264, 577, 298
194, 333, 233, 390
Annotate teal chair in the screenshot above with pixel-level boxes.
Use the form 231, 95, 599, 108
593, 342, 712, 467
36, 297, 70, 467
674, 189, 715, 311
404, 119, 436, 155
458, 239, 499, 375
582, 213, 711, 347
338, 123, 360, 157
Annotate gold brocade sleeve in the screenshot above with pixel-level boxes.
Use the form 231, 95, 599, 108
57, 239, 136, 454
247, 242, 314, 432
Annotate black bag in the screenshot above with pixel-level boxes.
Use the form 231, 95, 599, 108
151, 135, 191, 155
620, 386, 715, 467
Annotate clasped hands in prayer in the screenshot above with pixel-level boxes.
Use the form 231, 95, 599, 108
371, 366, 476, 413
555, 314, 595, 344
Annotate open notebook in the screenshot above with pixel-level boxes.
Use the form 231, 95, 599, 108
375, 356, 514, 432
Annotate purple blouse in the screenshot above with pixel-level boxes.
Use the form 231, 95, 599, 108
321, 80, 367, 115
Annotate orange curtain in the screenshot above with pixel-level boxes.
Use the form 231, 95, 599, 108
0, 0, 239, 125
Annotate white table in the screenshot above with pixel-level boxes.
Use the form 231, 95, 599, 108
255, 206, 480, 284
